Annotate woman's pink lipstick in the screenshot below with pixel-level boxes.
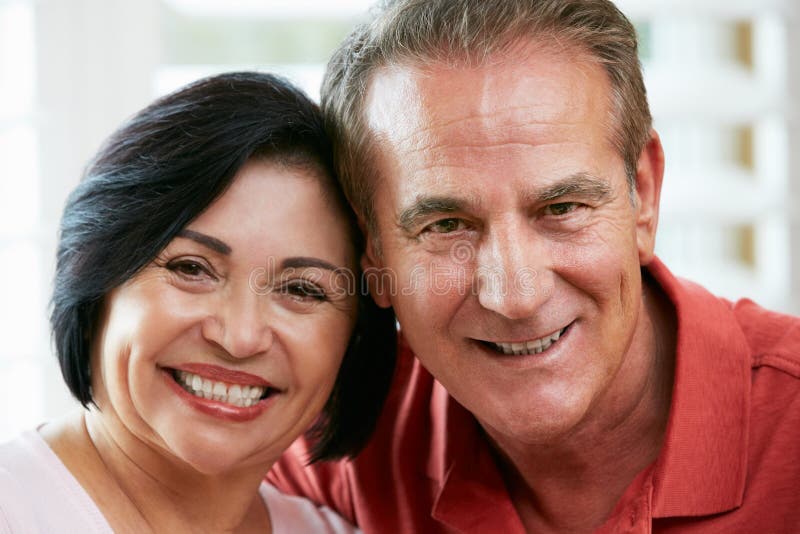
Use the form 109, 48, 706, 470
173, 363, 272, 387
161, 365, 277, 423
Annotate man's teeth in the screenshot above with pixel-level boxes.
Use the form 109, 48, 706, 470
491, 328, 564, 355
174, 370, 267, 407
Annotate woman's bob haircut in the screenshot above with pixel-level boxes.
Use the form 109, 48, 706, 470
50, 71, 396, 463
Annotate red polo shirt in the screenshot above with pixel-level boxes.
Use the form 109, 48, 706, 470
269, 259, 800, 533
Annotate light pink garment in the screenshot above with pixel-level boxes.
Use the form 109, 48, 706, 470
0, 430, 359, 533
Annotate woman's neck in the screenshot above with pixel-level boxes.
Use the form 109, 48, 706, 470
41, 410, 272, 534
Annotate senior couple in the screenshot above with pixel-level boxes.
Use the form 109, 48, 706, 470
1, 0, 798, 532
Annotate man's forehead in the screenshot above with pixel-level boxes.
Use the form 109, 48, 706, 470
363, 44, 608, 145
362, 43, 619, 227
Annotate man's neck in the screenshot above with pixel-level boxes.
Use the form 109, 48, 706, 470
487, 281, 676, 533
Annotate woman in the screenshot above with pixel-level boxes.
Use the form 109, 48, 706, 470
0, 72, 395, 532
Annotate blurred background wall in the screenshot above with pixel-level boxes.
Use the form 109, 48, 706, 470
1, 0, 798, 439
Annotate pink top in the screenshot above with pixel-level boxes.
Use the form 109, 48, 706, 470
0, 429, 359, 533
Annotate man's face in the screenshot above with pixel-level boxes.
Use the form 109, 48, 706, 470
362, 44, 663, 446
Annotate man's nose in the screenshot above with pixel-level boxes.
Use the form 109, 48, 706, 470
202, 284, 274, 359
474, 222, 553, 319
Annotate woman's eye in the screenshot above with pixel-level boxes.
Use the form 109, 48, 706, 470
425, 218, 465, 234
284, 281, 328, 301
544, 202, 581, 216
166, 259, 214, 280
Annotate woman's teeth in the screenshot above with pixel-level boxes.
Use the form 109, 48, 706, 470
491, 327, 565, 355
174, 370, 267, 407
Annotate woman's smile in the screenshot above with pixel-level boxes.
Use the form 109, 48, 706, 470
162, 367, 279, 423
168, 362, 279, 405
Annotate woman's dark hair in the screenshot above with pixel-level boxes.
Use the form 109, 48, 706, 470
50, 71, 396, 462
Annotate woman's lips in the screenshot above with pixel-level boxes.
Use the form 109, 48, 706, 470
161, 367, 277, 423
171, 363, 273, 387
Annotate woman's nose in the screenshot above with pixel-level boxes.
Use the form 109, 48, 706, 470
202, 285, 274, 359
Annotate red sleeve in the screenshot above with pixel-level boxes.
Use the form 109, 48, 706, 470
733, 298, 800, 377
268, 338, 450, 532
267, 437, 356, 524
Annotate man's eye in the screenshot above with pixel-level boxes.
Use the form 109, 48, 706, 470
425, 218, 464, 234
544, 202, 580, 216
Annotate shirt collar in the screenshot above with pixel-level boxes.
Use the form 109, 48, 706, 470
426, 379, 525, 532
646, 258, 750, 517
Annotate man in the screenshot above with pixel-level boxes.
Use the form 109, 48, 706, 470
269, 1, 800, 532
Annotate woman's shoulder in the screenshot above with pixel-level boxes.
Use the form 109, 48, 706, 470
0, 430, 69, 532
0, 434, 38, 534
0, 429, 113, 534
0, 430, 61, 489
259, 482, 362, 534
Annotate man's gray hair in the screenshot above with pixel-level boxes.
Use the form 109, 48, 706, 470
321, 0, 652, 228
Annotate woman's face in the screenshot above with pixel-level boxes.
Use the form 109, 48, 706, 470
90, 159, 358, 474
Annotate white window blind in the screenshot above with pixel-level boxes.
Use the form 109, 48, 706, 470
0, 0, 48, 440
630, 2, 797, 314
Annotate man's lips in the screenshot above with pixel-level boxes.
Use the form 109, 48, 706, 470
475, 323, 572, 356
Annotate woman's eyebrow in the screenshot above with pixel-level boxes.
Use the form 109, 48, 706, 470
176, 229, 232, 255
281, 257, 341, 272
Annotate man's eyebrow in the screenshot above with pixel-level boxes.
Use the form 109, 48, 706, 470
281, 257, 341, 272
535, 173, 613, 203
396, 175, 611, 230
176, 229, 231, 255
398, 197, 465, 231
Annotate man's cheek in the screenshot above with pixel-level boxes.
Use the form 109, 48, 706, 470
550, 240, 606, 275
397, 257, 468, 299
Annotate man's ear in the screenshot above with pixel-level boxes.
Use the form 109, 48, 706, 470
361, 226, 393, 309
634, 129, 665, 265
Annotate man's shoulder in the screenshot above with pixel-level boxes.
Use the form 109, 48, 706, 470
267, 439, 354, 517
650, 258, 800, 378
268, 337, 443, 506
731, 298, 800, 378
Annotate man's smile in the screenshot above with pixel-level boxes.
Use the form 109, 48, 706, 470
476, 323, 572, 356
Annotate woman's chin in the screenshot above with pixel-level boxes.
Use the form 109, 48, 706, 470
154, 431, 275, 478
173, 445, 266, 478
